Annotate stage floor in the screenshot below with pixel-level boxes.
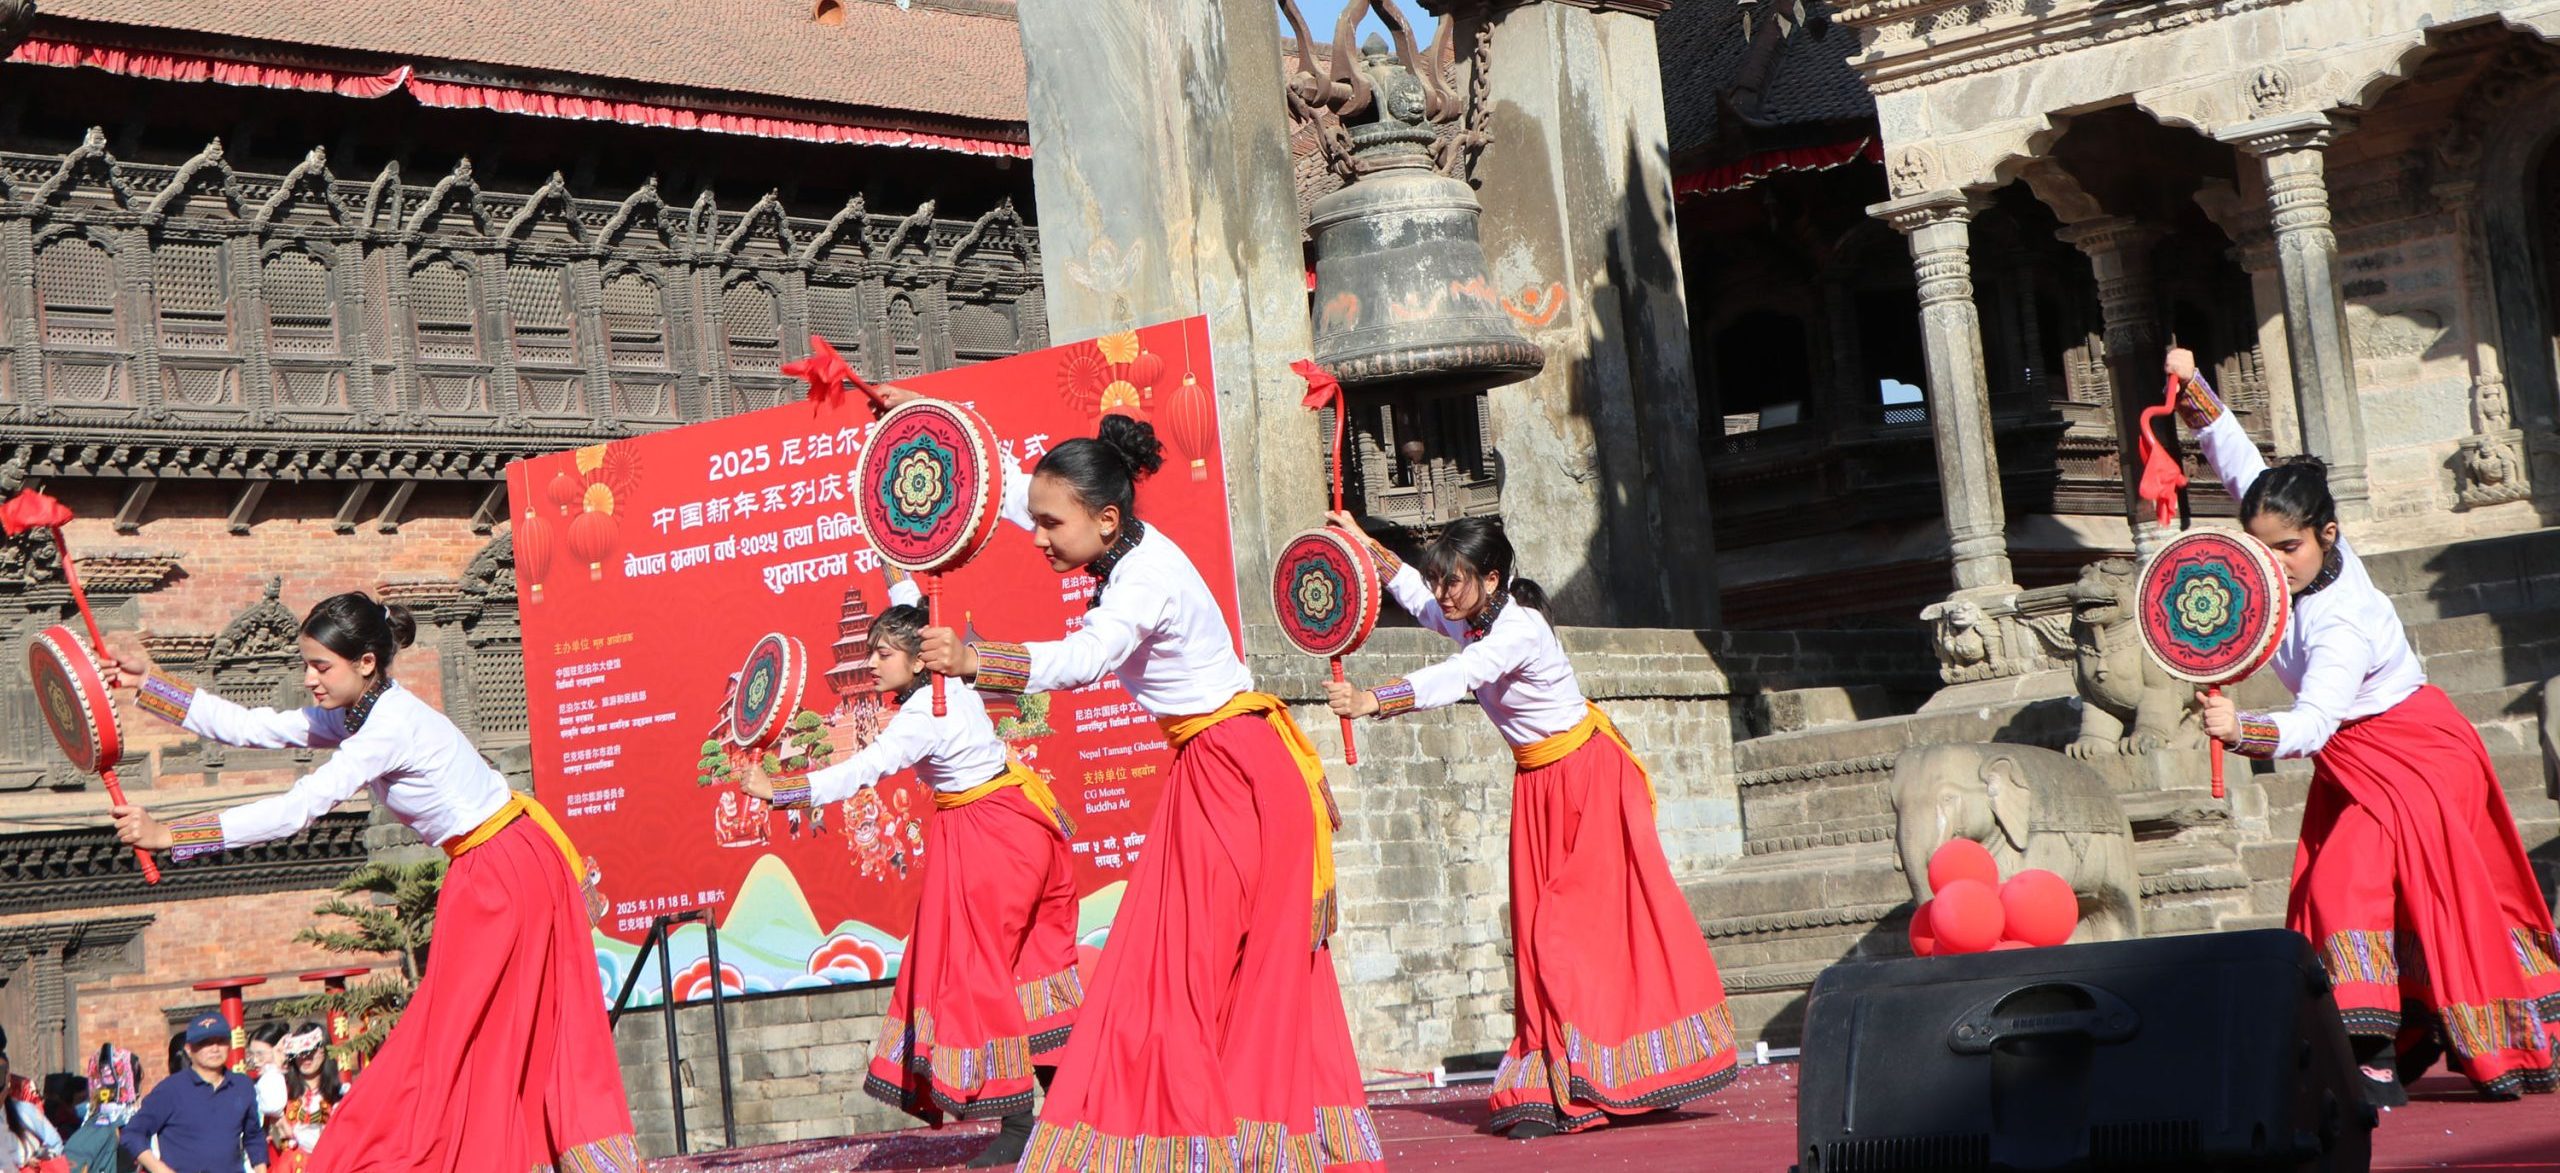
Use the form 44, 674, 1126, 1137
646, 1066, 2557, 1171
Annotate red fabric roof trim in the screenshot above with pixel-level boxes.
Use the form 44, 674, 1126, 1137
1675, 137, 1880, 198
7, 35, 1031, 159
9, 35, 409, 97
404, 78, 1031, 159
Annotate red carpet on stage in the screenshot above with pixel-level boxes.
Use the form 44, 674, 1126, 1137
644, 1066, 2558, 1172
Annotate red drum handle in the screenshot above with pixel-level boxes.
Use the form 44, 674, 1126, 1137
927, 575, 947, 718
102, 768, 161, 884
2207, 684, 2226, 801
1332, 657, 1358, 767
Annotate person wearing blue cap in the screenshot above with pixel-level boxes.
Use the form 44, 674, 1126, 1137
120, 1014, 264, 1173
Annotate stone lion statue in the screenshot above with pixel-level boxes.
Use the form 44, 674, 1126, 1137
2065, 558, 2197, 760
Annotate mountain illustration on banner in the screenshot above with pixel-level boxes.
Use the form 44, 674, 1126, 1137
596, 855, 1131, 1008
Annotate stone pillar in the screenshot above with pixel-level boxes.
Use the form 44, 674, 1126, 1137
1013, 0, 1321, 629
2435, 179, 2532, 509
2220, 113, 2369, 515
2056, 216, 2169, 554
1872, 190, 2015, 595
1438, 0, 1719, 629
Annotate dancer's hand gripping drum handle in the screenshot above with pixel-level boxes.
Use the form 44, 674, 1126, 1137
2134, 529, 2289, 810
1333, 658, 1358, 766
25, 524, 161, 883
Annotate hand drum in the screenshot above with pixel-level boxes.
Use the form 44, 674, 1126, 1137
854, 398, 1007, 715
2136, 529, 2292, 798
731, 632, 808, 753
30, 625, 158, 881
1273, 527, 1382, 764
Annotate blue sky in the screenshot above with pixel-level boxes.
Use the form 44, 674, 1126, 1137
1287, 1, 1414, 44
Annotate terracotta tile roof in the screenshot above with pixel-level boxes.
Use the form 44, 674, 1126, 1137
36, 0, 1028, 128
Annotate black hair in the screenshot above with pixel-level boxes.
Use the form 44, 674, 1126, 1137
250, 1022, 288, 1048
282, 1022, 344, 1107
301, 591, 417, 679
1034, 414, 1164, 522
868, 604, 928, 659
2239, 454, 2339, 539
166, 1031, 186, 1077
1418, 517, 1550, 619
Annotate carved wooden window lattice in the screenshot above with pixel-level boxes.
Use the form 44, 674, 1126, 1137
1344, 394, 1500, 541
600, 269, 673, 422
36, 235, 119, 350
263, 250, 339, 357
721, 277, 782, 374
807, 278, 866, 369
887, 293, 922, 377
153, 241, 232, 353
507, 262, 584, 417
411, 257, 482, 362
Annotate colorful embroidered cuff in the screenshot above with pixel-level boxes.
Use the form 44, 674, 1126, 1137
766, 781, 813, 810
1371, 680, 1416, 719
974, 642, 1032, 695
166, 810, 226, 862
1363, 537, 1403, 576
2175, 375, 2226, 429
136, 671, 196, 726
2232, 713, 2280, 759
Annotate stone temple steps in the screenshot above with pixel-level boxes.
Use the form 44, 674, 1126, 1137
1690, 526, 2560, 1050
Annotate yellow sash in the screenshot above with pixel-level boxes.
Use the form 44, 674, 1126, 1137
935, 759, 1077, 838
1513, 703, 1656, 816
1158, 692, 1339, 950
443, 791, 586, 886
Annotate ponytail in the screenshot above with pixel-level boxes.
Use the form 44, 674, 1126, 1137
1420, 517, 1548, 619
2240, 454, 2339, 537
1035, 413, 1165, 521
301, 592, 416, 678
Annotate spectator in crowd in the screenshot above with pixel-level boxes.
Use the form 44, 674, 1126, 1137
119, 1017, 264, 1173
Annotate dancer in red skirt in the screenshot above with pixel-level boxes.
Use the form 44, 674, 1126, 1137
916, 414, 1383, 1172
102, 592, 642, 1171
2172, 347, 2560, 1102
1326, 515, 1737, 1139
742, 589, 1081, 1167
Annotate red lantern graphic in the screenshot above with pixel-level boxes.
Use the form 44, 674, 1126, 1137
568, 484, 618, 581
516, 506, 554, 602
1128, 350, 1168, 395
1162, 372, 1217, 482
546, 469, 586, 518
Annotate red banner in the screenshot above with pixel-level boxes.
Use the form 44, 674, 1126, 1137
512, 317, 1229, 1005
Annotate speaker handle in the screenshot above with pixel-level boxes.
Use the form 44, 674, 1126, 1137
1946, 982, 2140, 1054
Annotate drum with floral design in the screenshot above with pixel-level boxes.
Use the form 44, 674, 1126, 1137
853, 398, 1006, 575
1271, 527, 1381, 660
2137, 529, 2290, 685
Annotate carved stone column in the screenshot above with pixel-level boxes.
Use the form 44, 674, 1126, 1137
2056, 216, 2168, 553
2220, 113, 2369, 515
1013, 0, 1321, 630
1873, 190, 2016, 596
2434, 179, 2531, 508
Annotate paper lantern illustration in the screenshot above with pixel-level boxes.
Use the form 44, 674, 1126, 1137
1128, 350, 1167, 394
568, 484, 618, 581
547, 469, 586, 518
515, 506, 554, 602
1162, 372, 1217, 482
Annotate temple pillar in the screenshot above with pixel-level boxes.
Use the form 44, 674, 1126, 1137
2057, 216, 2170, 554
1873, 190, 2015, 595
1012, 0, 1322, 625
1437, 0, 1718, 627
2219, 113, 2370, 516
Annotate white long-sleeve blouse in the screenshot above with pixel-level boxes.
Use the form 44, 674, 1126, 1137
970, 524, 1252, 719
1368, 562, 1588, 747
2182, 376, 2425, 758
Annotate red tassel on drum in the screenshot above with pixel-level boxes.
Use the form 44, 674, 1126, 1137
2136, 375, 2189, 530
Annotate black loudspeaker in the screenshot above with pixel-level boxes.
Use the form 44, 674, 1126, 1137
1794, 929, 2376, 1173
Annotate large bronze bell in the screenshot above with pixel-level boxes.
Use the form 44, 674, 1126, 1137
1306, 44, 1543, 393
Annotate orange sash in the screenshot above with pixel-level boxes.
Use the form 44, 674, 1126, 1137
1159, 692, 1338, 949
443, 791, 585, 886
1513, 703, 1657, 815
934, 758, 1077, 837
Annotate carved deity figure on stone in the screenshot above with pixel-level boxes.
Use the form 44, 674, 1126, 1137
1930, 597, 1991, 678
2064, 558, 2195, 759
1890, 742, 2143, 943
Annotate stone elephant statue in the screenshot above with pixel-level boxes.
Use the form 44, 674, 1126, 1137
1890, 742, 2143, 943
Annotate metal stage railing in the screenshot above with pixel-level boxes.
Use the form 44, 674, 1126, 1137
606, 909, 738, 1154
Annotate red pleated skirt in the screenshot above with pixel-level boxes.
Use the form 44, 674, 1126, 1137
865, 785, 1082, 1123
2290, 684, 2560, 1096
308, 816, 641, 1173
1488, 734, 1739, 1133
1020, 712, 1383, 1172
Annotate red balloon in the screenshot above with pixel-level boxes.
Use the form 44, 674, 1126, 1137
1075, 943, 1103, 984
1906, 901, 1938, 958
1999, 869, 2079, 948
1929, 838, 2000, 894
547, 469, 586, 518
1930, 878, 2004, 954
